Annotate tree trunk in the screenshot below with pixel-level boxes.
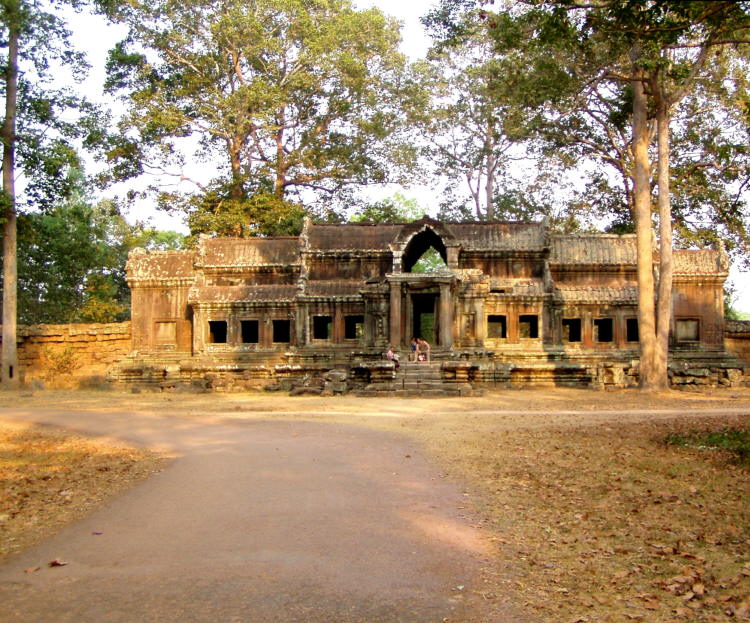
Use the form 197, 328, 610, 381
654, 94, 673, 390
2, 13, 19, 387
274, 110, 286, 198
227, 136, 244, 201
631, 65, 659, 391
485, 149, 494, 221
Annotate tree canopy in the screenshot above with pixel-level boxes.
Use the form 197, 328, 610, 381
100, 0, 420, 237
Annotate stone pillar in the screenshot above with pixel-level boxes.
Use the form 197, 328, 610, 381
474, 296, 486, 346
447, 247, 460, 269
333, 303, 345, 343
615, 310, 625, 349
261, 312, 272, 349
363, 300, 374, 347
440, 282, 453, 349
508, 305, 519, 343
582, 310, 593, 349
296, 304, 308, 346
389, 281, 402, 347
193, 307, 205, 355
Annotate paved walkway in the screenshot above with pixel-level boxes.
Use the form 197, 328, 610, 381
0, 408, 524, 622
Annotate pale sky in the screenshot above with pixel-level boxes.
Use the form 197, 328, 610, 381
66, 1, 750, 312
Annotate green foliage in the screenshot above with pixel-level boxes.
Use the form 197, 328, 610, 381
663, 428, 750, 466
724, 285, 746, 321
100, 0, 418, 232
14, 172, 183, 324
411, 248, 447, 274
183, 188, 306, 238
351, 192, 425, 224
1, 0, 108, 213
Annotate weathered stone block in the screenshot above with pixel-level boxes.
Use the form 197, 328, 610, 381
686, 368, 710, 377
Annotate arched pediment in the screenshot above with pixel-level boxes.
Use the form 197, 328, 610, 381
402, 228, 447, 272
389, 217, 455, 273
392, 216, 457, 246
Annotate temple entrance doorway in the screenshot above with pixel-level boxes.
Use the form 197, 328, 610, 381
411, 293, 438, 345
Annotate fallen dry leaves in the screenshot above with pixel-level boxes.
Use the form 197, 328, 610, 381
0, 420, 165, 561
412, 413, 750, 623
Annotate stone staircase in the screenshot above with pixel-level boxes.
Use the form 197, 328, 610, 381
400, 361, 445, 394
357, 360, 480, 397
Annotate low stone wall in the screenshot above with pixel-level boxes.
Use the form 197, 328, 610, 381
1, 323, 132, 386
725, 320, 750, 364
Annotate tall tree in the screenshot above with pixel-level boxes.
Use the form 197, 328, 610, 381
1, 0, 20, 386
100, 0, 418, 236
416, 34, 518, 220
427, 0, 750, 390
1, 0, 101, 386
585, 1, 750, 388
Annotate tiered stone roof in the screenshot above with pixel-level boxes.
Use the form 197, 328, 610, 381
550, 234, 638, 265
128, 222, 726, 307
198, 237, 300, 268
301, 281, 363, 299
554, 285, 638, 304
673, 249, 727, 275
126, 249, 194, 281
189, 284, 298, 303
306, 224, 400, 251
450, 222, 547, 251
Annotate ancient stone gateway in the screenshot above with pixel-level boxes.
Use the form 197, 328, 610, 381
114, 217, 745, 393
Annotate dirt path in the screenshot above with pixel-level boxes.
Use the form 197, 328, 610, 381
0, 408, 523, 623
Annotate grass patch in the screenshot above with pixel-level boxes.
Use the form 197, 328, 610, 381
664, 427, 750, 465
0, 420, 165, 560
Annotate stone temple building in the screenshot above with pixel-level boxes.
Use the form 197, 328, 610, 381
116, 217, 743, 393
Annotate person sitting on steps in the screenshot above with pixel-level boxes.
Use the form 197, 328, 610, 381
416, 337, 430, 363
386, 346, 400, 370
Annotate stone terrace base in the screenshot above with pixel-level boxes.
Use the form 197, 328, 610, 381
108, 347, 750, 395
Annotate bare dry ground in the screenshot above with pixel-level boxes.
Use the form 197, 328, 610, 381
0, 420, 165, 562
2, 385, 750, 621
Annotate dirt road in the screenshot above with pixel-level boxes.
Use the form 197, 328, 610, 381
0, 407, 523, 622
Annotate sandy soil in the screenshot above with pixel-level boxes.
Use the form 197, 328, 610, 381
8, 384, 750, 419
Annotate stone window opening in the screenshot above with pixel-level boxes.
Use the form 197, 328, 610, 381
562, 318, 581, 343
240, 320, 259, 344
313, 315, 333, 340
345, 315, 364, 340
594, 318, 614, 343
626, 317, 639, 342
272, 319, 291, 343
519, 314, 539, 339
487, 315, 507, 339
208, 320, 228, 344
675, 318, 700, 342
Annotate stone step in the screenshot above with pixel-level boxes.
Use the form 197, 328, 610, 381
402, 373, 442, 381
402, 382, 446, 391
395, 389, 461, 397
